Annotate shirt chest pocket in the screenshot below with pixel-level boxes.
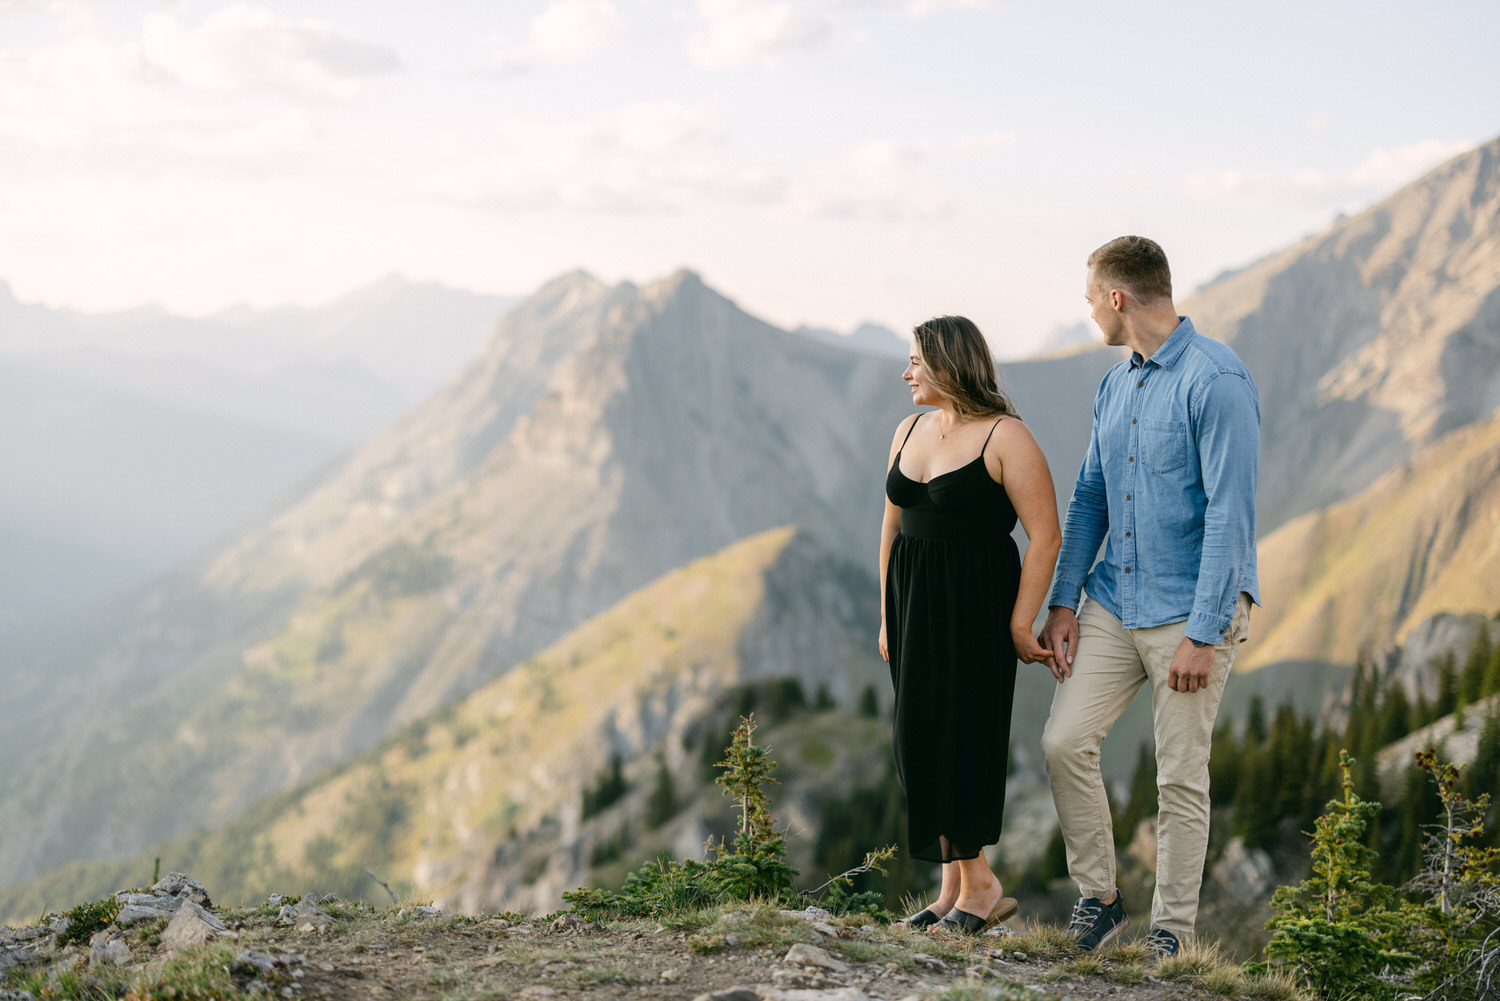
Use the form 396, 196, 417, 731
1141, 419, 1189, 473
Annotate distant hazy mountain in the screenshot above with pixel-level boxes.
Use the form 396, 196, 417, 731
0, 275, 516, 638
1031, 322, 1096, 358
791, 320, 908, 358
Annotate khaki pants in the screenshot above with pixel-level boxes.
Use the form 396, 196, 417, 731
1041, 593, 1250, 937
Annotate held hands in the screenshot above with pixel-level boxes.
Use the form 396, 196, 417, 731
1167, 637, 1215, 693
1039, 606, 1078, 683
1012, 623, 1057, 673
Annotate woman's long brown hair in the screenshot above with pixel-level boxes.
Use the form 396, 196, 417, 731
912, 315, 1020, 421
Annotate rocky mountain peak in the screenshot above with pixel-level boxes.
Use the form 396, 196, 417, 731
1184, 134, 1500, 528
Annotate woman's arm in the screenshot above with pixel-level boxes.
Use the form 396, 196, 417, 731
987, 419, 1063, 676
878, 415, 916, 662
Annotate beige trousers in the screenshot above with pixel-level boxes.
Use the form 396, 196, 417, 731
1041, 593, 1250, 937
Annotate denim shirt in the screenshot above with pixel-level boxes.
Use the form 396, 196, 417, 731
1046, 317, 1261, 644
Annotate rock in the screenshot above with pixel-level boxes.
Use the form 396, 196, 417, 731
88, 936, 130, 968
150, 873, 213, 907
160, 900, 229, 951
778, 906, 835, 922
660, 968, 684, 983
114, 893, 183, 927
783, 943, 848, 973
397, 905, 443, 919
691, 990, 760, 1001
278, 898, 332, 934
0, 989, 36, 1001
724, 933, 741, 947
233, 951, 284, 977
0, 947, 35, 974
266, 895, 283, 907
518, 988, 556, 999
0, 928, 42, 948
757, 989, 871, 1001
909, 953, 948, 972
1212, 836, 1277, 900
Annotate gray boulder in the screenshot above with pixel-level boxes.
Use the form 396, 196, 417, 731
160, 900, 228, 952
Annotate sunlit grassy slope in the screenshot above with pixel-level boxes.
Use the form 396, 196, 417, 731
1244, 409, 1500, 671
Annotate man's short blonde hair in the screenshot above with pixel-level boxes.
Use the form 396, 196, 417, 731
1087, 235, 1173, 305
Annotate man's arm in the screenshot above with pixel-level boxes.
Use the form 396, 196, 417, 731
1047, 396, 1110, 615
1042, 387, 1111, 672
1184, 370, 1260, 646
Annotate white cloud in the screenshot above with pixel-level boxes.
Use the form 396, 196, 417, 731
1183, 139, 1473, 207
415, 99, 745, 213
786, 139, 952, 220
416, 121, 985, 223
686, 0, 831, 70
140, 3, 399, 102
617, 98, 730, 154
475, 0, 624, 75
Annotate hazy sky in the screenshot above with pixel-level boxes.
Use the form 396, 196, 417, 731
2, 0, 1497, 355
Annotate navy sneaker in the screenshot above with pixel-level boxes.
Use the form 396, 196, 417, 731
1145, 927, 1180, 961
1066, 893, 1127, 951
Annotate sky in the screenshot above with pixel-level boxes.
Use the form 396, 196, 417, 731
1, 0, 1497, 356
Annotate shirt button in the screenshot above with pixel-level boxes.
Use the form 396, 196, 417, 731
1132, 418, 1138, 424
1125, 531, 1131, 537
1128, 456, 1135, 462
1137, 380, 1145, 387
1124, 567, 1132, 574
1126, 494, 1132, 500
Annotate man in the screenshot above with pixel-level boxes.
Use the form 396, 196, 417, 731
1039, 236, 1260, 960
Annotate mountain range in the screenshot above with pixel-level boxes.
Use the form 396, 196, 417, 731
2, 134, 1498, 919
0, 275, 517, 639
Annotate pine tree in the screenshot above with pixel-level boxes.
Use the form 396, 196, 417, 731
1412, 689, 1434, 731
1379, 684, 1412, 746
1238, 741, 1281, 851
1465, 706, 1500, 808
1265, 751, 1417, 999
1436, 652, 1459, 718
1484, 629, 1500, 700
1209, 721, 1239, 806
1461, 625, 1492, 705
1247, 693, 1268, 742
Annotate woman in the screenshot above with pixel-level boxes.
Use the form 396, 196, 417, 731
879, 315, 1061, 934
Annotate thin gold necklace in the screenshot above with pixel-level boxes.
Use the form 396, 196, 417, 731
936, 414, 968, 439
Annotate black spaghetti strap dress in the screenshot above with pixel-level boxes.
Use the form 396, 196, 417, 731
885, 414, 1022, 863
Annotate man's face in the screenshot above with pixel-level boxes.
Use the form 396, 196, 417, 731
1085, 271, 1124, 346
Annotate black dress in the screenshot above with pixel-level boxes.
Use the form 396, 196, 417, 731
884, 413, 1021, 863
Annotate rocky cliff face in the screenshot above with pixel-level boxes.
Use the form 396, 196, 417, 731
1186, 136, 1500, 529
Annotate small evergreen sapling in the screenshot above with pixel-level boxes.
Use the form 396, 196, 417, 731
1263, 751, 1417, 1000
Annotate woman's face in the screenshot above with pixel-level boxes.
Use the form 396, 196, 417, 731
903, 337, 942, 407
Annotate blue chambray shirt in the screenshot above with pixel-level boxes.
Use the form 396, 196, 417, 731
1046, 317, 1261, 644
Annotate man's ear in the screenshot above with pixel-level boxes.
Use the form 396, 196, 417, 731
1109, 288, 1127, 312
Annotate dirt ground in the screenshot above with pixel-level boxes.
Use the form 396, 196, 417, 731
2, 896, 1304, 1001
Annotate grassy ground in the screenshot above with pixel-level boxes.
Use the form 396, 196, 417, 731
2, 894, 1310, 1001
